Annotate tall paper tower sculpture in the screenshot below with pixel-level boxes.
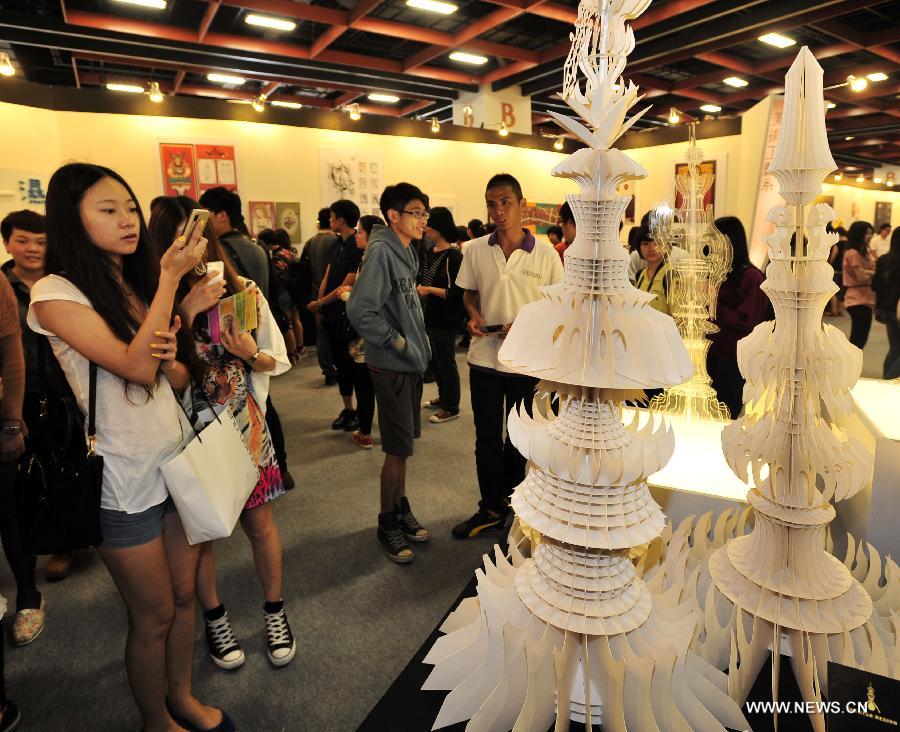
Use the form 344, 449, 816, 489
706, 47, 882, 731
649, 126, 733, 419
422, 1, 748, 729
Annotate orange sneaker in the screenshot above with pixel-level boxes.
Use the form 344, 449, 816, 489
351, 431, 373, 449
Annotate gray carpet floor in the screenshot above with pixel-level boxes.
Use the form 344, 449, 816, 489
0, 313, 890, 731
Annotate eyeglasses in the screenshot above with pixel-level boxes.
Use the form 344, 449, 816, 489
399, 209, 430, 221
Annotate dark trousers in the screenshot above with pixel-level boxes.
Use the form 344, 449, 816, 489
265, 397, 287, 472
427, 327, 460, 413
325, 320, 375, 434
315, 317, 336, 377
470, 368, 537, 513
0, 461, 40, 611
884, 317, 900, 379
847, 304, 873, 350
708, 354, 745, 420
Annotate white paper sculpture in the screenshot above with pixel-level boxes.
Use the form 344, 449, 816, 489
423, 1, 749, 729
648, 126, 733, 420
703, 47, 896, 732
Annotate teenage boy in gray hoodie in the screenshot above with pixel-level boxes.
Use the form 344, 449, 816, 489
346, 183, 432, 563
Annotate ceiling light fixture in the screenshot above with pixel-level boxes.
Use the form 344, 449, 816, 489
553, 136, 564, 151
845, 136, 855, 141
887, 173, 895, 187
431, 117, 440, 133
0, 53, 14, 77
245, 13, 296, 32
208, 73, 246, 85
106, 82, 145, 94
449, 51, 488, 66
847, 75, 868, 92
700, 104, 721, 113
271, 100, 302, 109
833, 173, 843, 181
498, 121, 509, 137
723, 76, 749, 88
874, 176, 884, 184
113, 0, 167, 8
867, 72, 888, 82
251, 94, 266, 112
406, 0, 458, 14
856, 175, 864, 183
758, 32, 795, 48
348, 103, 361, 121
826, 101, 836, 109
368, 93, 400, 103
148, 81, 164, 103
668, 107, 680, 124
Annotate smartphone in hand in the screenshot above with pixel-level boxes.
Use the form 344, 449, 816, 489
181, 209, 210, 255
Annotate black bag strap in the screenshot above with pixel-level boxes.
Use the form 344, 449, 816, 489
87, 362, 97, 456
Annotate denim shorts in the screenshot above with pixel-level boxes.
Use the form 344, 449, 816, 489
99, 499, 174, 549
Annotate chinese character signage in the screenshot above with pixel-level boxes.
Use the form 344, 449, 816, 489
17, 177, 46, 206
748, 97, 785, 266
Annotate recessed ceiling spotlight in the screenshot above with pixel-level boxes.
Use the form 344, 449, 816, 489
845, 136, 855, 141
833, 173, 843, 181
856, 175, 864, 183
758, 32, 795, 48
0, 53, 15, 77
847, 75, 868, 92
406, 0, 458, 14
700, 104, 721, 113
826, 101, 836, 109
449, 51, 488, 65
723, 76, 748, 88
271, 100, 302, 109
368, 93, 400, 103
113, 0, 166, 8
208, 73, 246, 85
867, 72, 888, 82
245, 13, 296, 32
874, 176, 884, 184
106, 82, 145, 94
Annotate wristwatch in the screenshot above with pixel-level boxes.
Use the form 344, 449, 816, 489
1, 421, 23, 436
249, 350, 261, 363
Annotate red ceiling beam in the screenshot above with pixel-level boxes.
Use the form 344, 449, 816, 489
261, 81, 281, 96
216, 0, 347, 27
525, 1, 576, 25
352, 17, 453, 46
350, 0, 384, 23
71, 56, 80, 88
632, 0, 721, 29
310, 25, 348, 59
399, 99, 434, 117
173, 69, 186, 95
198, 0, 221, 43
811, 19, 900, 66
332, 91, 363, 110
695, 51, 755, 76
481, 60, 537, 85
67, 10, 196, 43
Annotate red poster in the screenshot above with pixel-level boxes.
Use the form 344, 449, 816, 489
159, 143, 198, 198
195, 144, 238, 193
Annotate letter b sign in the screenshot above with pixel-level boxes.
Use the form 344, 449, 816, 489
501, 102, 516, 128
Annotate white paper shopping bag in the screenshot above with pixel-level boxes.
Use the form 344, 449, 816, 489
161, 408, 258, 545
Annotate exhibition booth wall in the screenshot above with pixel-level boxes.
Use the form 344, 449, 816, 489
1, 97, 898, 258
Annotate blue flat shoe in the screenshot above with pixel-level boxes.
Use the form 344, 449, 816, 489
166, 697, 235, 732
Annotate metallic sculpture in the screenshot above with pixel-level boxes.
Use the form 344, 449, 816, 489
422, 1, 748, 729
649, 126, 733, 420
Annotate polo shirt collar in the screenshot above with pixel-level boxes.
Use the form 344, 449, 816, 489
488, 227, 536, 253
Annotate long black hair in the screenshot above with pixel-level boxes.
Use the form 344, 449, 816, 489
846, 220, 873, 256
715, 216, 755, 286
45, 162, 160, 348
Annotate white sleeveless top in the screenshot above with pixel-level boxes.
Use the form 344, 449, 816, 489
28, 275, 184, 514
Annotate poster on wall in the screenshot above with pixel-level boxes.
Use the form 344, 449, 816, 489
195, 144, 238, 193
248, 201, 275, 236
619, 181, 636, 224
159, 144, 198, 198
276, 202, 302, 243
749, 96, 785, 266
875, 201, 892, 227
522, 201, 561, 235
674, 160, 716, 211
319, 148, 383, 216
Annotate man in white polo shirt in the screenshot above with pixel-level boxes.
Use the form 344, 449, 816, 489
452, 174, 564, 539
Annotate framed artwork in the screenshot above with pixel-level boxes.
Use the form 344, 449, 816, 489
159, 143, 198, 198
815, 194, 835, 207
674, 159, 716, 211
319, 148, 383, 216
522, 201, 561, 235
875, 201, 892, 227
248, 201, 275, 237
276, 202, 302, 243
195, 144, 237, 193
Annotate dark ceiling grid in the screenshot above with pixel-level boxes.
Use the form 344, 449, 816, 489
0, 0, 896, 169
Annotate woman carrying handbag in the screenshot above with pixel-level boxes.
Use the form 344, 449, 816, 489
28, 163, 232, 732
149, 197, 295, 674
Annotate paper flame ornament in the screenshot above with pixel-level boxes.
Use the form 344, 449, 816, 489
648, 125, 733, 420
422, 1, 748, 729
700, 46, 896, 732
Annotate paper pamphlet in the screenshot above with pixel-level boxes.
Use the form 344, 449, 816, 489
207, 287, 257, 345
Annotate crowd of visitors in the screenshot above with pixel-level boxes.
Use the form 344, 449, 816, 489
0, 159, 897, 730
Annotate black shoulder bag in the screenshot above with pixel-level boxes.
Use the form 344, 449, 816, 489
18, 362, 104, 554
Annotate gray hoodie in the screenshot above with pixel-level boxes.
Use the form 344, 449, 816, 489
347, 224, 431, 373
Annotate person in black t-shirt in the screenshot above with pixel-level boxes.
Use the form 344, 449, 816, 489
417, 207, 464, 423
308, 200, 366, 431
